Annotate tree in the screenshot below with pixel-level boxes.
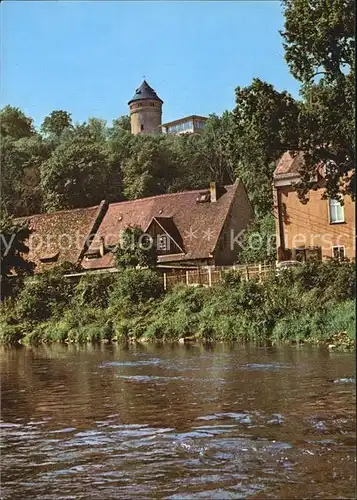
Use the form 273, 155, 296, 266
0, 216, 34, 299
231, 78, 300, 216
114, 226, 157, 269
281, 0, 354, 83
41, 110, 73, 139
0, 105, 35, 140
1, 135, 49, 216
122, 135, 178, 199
16, 267, 73, 321
200, 112, 236, 185
40, 139, 121, 211
87, 117, 108, 143
167, 133, 211, 192
110, 115, 131, 133
235, 213, 276, 264
280, 0, 355, 200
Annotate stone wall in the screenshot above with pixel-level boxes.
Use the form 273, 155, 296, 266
129, 99, 162, 135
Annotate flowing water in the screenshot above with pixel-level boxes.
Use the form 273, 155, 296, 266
0, 343, 355, 499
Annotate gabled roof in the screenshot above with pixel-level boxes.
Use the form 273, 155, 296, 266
145, 216, 184, 253
16, 202, 107, 273
128, 80, 163, 105
274, 151, 305, 178
81, 183, 241, 270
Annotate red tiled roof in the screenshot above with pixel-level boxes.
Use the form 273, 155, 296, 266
81, 184, 241, 270
16, 202, 106, 273
274, 151, 305, 178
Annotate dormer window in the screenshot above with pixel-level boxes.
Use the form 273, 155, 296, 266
196, 192, 210, 203
84, 251, 101, 261
158, 235, 168, 251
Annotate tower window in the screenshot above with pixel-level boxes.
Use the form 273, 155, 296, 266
141, 124, 144, 131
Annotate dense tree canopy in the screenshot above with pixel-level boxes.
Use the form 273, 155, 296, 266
0, 216, 34, 299
0, 105, 35, 140
231, 78, 300, 216
41, 110, 73, 139
40, 139, 120, 211
281, 0, 355, 200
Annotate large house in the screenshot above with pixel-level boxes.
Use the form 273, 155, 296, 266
161, 115, 207, 135
19, 181, 253, 273
273, 152, 355, 262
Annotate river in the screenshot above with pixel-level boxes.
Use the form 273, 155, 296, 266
0, 343, 355, 499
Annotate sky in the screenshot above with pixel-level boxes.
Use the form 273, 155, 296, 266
1, 0, 301, 128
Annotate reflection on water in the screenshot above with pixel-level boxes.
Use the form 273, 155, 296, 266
0, 343, 355, 499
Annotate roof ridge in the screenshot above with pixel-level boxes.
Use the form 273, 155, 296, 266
15, 203, 102, 220
107, 185, 236, 208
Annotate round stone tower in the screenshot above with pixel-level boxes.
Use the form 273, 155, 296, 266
128, 80, 163, 135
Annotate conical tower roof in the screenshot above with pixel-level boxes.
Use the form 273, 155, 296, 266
128, 80, 163, 105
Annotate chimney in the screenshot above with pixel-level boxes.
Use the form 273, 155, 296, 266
210, 182, 217, 202
99, 237, 105, 257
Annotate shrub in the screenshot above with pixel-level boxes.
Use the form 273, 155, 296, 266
323, 300, 356, 339
109, 268, 163, 309
272, 311, 326, 342
0, 320, 26, 344
16, 268, 73, 321
74, 273, 116, 309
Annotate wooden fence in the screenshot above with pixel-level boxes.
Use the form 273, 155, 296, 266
163, 263, 275, 290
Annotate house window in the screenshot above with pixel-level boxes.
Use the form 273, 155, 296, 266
332, 246, 345, 261
195, 120, 206, 130
84, 252, 100, 260
294, 247, 322, 262
141, 124, 144, 131
329, 198, 344, 223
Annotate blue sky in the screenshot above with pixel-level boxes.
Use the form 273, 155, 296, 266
1, 0, 301, 128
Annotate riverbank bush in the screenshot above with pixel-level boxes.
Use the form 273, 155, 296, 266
0, 261, 355, 348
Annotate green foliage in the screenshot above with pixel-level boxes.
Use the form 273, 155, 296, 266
1, 262, 355, 345
16, 268, 73, 321
232, 78, 300, 217
272, 300, 355, 345
0, 319, 27, 345
0, 215, 34, 299
74, 273, 116, 309
41, 110, 73, 139
110, 115, 131, 133
40, 139, 119, 210
236, 213, 276, 264
281, 0, 355, 200
281, 0, 354, 83
144, 285, 207, 340
1, 134, 49, 217
114, 226, 157, 269
0, 105, 35, 140
122, 135, 179, 199
109, 268, 163, 310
